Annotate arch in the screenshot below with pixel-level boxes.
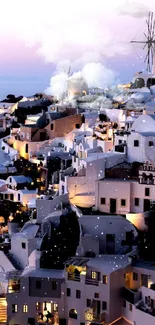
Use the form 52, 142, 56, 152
69, 309, 78, 319
132, 78, 145, 88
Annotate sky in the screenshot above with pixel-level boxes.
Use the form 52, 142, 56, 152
0, 0, 155, 99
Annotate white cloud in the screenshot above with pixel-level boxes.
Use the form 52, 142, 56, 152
45, 62, 117, 98
0, 0, 153, 65
117, 0, 150, 18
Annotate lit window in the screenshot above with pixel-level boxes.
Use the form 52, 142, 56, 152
103, 275, 107, 284
36, 302, 41, 311
91, 271, 97, 279
53, 303, 58, 311
12, 304, 18, 313
23, 304, 28, 313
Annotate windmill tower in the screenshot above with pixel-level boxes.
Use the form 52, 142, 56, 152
60, 64, 72, 103
131, 12, 155, 73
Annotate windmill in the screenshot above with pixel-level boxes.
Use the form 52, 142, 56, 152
131, 11, 155, 73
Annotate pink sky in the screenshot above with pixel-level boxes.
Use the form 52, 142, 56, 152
0, 0, 155, 97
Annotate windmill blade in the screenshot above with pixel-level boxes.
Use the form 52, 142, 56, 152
143, 42, 147, 50
151, 46, 154, 66
150, 12, 153, 36
144, 32, 148, 40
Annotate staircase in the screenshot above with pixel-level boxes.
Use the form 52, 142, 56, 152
0, 297, 7, 323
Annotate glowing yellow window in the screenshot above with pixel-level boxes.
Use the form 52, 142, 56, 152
23, 304, 28, 313
91, 271, 97, 279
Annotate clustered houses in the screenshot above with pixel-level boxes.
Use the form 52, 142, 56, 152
0, 91, 155, 325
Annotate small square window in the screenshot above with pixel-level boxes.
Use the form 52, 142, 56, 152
22, 242, 26, 249
91, 271, 97, 279
103, 275, 107, 284
36, 280, 41, 289
101, 197, 106, 205
86, 299, 91, 307
133, 272, 138, 281
134, 140, 139, 147
119, 140, 122, 144
67, 288, 71, 297
121, 199, 126, 206
94, 293, 99, 299
135, 198, 139, 206
129, 304, 132, 311
145, 187, 150, 196
76, 290, 81, 299
52, 281, 57, 290
76, 124, 80, 129
102, 301, 107, 310
149, 141, 153, 147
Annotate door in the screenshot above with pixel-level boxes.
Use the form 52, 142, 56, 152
141, 274, 148, 287
144, 199, 150, 212
110, 198, 116, 213
106, 234, 115, 254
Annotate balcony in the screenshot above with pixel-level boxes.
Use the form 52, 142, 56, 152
7, 280, 20, 293
67, 272, 80, 282
85, 277, 99, 286
122, 287, 141, 304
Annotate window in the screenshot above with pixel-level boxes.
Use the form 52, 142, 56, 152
103, 275, 107, 284
9, 177, 12, 183
36, 302, 41, 311
67, 288, 71, 297
119, 140, 122, 144
102, 301, 107, 310
134, 140, 139, 147
76, 124, 80, 129
74, 156, 76, 163
86, 299, 91, 307
76, 290, 81, 299
145, 187, 150, 196
100, 197, 106, 205
18, 193, 20, 201
51, 123, 54, 130
10, 194, 14, 201
129, 304, 132, 311
149, 141, 154, 147
91, 271, 97, 279
53, 303, 58, 312
69, 309, 77, 319
36, 280, 41, 289
94, 293, 99, 299
12, 304, 18, 313
25, 143, 28, 154
23, 304, 28, 313
52, 281, 57, 290
123, 300, 126, 308
121, 199, 126, 206
133, 273, 138, 281
135, 198, 139, 206
22, 242, 26, 249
